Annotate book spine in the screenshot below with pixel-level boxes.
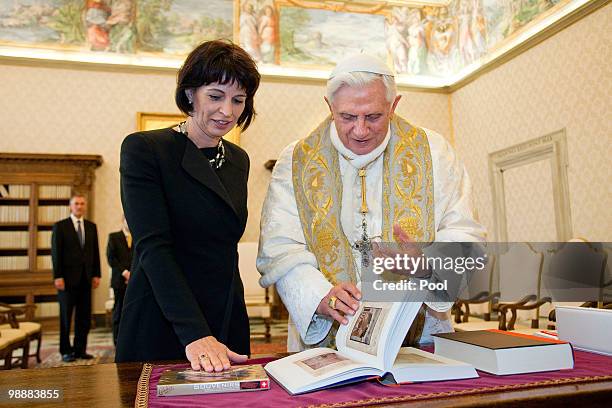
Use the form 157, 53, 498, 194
157, 379, 269, 396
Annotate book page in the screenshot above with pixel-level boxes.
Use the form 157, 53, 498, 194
336, 301, 400, 369
395, 352, 445, 365
293, 350, 354, 377
264, 347, 380, 394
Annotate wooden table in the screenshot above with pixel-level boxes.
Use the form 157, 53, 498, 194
0, 361, 610, 407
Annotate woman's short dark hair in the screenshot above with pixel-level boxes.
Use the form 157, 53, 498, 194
175, 40, 261, 130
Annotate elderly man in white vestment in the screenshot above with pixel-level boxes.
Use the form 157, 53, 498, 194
257, 54, 486, 352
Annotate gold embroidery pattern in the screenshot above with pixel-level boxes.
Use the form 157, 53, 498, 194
382, 115, 434, 243
293, 115, 434, 288
292, 117, 356, 285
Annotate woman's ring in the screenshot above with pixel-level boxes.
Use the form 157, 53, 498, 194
328, 296, 337, 309
199, 354, 210, 361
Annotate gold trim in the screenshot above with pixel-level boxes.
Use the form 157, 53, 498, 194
137, 112, 185, 132
311, 375, 612, 407
281, 0, 388, 15
135, 363, 152, 408
136, 112, 241, 145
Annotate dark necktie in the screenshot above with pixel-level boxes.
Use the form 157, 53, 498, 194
77, 220, 84, 248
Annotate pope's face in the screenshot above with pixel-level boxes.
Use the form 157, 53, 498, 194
327, 80, 400, 155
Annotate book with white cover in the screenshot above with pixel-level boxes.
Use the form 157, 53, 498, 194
433, 330, 574, 375
265, 301, 478, 395
556, 306, 612, 356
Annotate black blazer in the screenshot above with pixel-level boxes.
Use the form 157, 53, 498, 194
106, 231, 133, 291
51, 217, 101, 288
116, 127, 250, 362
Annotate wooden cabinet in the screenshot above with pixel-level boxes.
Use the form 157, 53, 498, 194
0, 153, 102, 319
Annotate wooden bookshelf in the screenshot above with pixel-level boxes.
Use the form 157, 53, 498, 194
0, 153, 102, 319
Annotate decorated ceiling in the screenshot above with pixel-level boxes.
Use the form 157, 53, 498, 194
0, 0, 594, 87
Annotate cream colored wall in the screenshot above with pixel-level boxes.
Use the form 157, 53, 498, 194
0, 63, 450, 313
451, 3, 611, 242
0, 63, 179, 313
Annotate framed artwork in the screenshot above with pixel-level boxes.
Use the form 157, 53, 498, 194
136, 112, 241, 145
137, 112, 185, 132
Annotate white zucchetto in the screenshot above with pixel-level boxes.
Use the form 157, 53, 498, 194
329, 53, 394, 79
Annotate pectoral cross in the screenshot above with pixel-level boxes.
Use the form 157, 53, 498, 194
354, 217, 373, 268
353, 168, 372, 268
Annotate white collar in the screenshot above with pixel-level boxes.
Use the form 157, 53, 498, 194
70, 214, 84, 223
329, 122, 390, 169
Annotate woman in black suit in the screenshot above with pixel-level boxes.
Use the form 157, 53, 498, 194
116, 40, 260, 372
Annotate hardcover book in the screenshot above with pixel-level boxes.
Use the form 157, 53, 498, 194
157, 364, 270, 396
265, 301, 478, 395
433, 329, 574, 375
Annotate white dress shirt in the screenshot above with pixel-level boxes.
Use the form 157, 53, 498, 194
69, 213, 85, 243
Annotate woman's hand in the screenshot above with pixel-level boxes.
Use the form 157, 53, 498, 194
185, 336, 248, 372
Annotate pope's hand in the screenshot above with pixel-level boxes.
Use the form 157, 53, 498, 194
372, 224, 430, 278
316, 282, 361, 325
185, 336, 248, 372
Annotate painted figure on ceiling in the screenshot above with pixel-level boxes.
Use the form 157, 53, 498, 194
85, 0, 111, 51
427, 7, 457, 76
259, 5, 277, 64
407, 8, 426, 75
106, 0, 135, 53
385, 10, 409, 74
240, 2, 262, 62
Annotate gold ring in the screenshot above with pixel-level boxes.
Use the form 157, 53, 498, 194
199, 354, 210, 361
328, 296, 337, 309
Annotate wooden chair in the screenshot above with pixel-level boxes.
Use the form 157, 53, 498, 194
453, 254, 501, 330
545, 242, 610, 329
0, 306, 30, 369
454, 243, 551, 333
0, 303, 42, 365
238, 242, 272, 341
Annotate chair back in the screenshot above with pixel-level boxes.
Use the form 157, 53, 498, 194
499, 243, 544, 323
544, 242, 607, 303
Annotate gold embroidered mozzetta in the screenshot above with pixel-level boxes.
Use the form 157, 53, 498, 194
291, 114, 435, 286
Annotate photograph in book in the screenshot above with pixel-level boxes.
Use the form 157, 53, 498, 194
295, 352, 353, 377
157, 364, 269, 396
345, 302, 391, 355
174, 366, 256, 382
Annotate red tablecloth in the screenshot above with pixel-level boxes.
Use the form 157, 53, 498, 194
137, 350, 612, 408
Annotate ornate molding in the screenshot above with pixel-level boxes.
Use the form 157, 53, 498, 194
489, 130, 572, 242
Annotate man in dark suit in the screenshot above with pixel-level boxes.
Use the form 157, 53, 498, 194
51, 194, 101, 362
106, 215, 132, 345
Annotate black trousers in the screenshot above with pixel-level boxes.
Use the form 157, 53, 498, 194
57, 276, 92, 355
112, 286, 126, 346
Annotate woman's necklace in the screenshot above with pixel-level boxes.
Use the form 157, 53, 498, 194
178, 121, 225, 169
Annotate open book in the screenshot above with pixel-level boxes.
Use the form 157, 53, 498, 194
265, 301, 477, 394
